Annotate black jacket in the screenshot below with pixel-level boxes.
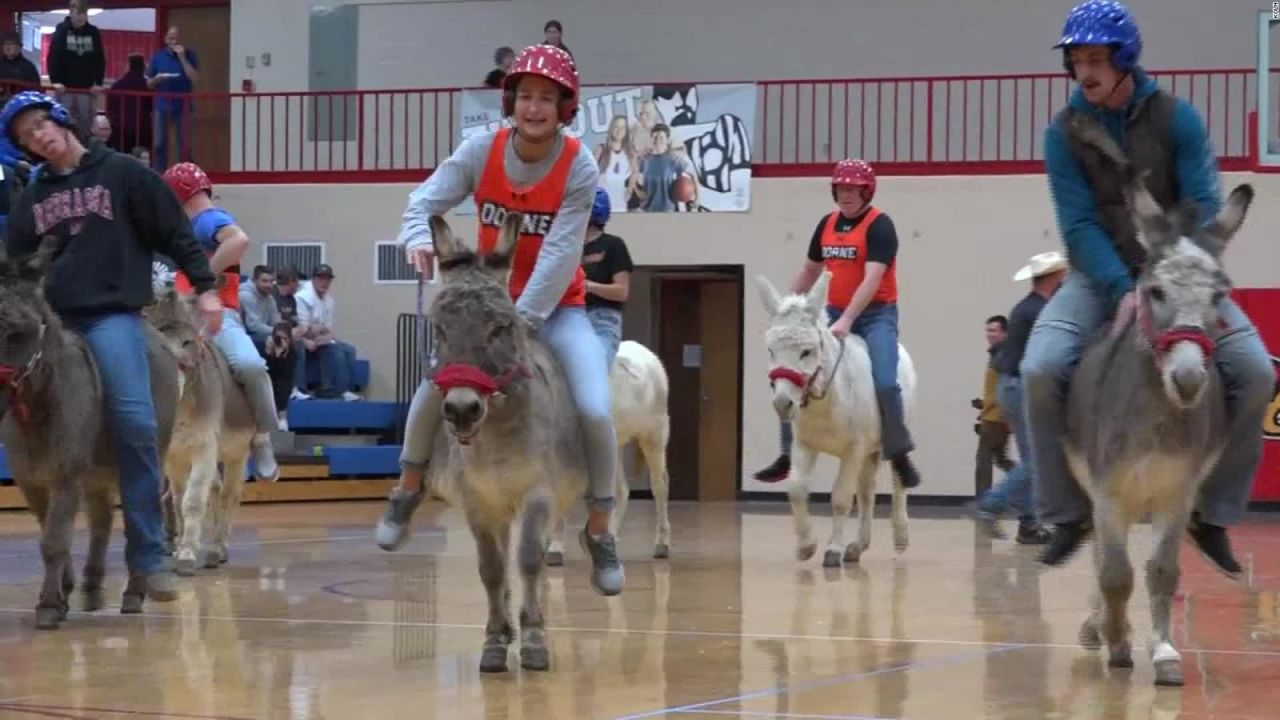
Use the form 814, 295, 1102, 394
3, 144, 216, 316
47, 19, 105, 88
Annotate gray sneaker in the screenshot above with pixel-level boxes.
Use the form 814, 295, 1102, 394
146, 570, 180, 602
375, 488, 424, 551
252, 436, 279, 482
579, 528, 624, 596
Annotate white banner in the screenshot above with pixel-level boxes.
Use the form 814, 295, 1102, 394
457, 82, 756, 214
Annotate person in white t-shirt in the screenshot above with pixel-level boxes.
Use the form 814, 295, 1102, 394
294, 263, 360, 401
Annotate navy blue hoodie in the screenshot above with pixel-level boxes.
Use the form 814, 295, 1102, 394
3, 144, 216, 316
1043, 67, 1222, 310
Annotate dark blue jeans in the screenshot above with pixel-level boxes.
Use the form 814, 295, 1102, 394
778, 302, 914, 458
295, 341, 357, 397
153, 102, 191, 170
67, 313, 169, 575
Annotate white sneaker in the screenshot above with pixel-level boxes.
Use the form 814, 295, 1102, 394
290, 388, 312, 400
277, 416, 289, 431
342, 391, 361, 402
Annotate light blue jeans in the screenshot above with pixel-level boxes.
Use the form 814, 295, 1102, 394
1020, 271, 1274, 527
67, 313, 168, 576
587, 306, 624, 367
210, 309, 278, 434
400, 305, 617, 511
976, 374, 1035, 525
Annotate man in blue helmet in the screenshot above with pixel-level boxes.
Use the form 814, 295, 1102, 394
0, 90, 222, 602
1024, 0, 1274, 577
582, 186, 634, 367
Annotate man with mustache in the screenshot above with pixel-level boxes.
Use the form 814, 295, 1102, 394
1024, 0, 1274, 579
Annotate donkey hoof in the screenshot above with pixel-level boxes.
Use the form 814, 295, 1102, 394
479, 645, 509, 673
545, 551, 565, 567
198, 549, 221, 570
822, 550, 842, 568
797, 543, 817, 562
1154, 659, 1184, 687
520, 645, 550, 671
1078, 620, 1102, 650
120, 593, 144, 615
174, 556, 198, 577
34, 606, 62, 630
843, 544, 863, 564
82, 588, 104, 612
653, 543, 670, 560
1108, 644, 1134, 669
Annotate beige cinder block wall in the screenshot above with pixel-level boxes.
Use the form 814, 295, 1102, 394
216, 171, 1276, 496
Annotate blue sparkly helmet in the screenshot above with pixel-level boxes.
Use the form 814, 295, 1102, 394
0, 90, 73, 155
1054, 0, 1142, 77
590, 186, 610, 228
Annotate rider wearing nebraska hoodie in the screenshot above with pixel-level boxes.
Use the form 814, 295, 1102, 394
0, 89, 217, 605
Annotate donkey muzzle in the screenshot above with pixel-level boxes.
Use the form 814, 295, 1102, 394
442, 390, 486, 441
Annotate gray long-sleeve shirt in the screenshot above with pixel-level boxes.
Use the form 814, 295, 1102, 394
238, 285, 281, 337
398, 128, 599, 326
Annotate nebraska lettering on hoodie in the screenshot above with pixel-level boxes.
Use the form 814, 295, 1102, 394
3, 144, 217, 317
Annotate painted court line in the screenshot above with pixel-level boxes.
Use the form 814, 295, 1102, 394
612, 645, 1017, 720
675, 711, 894, 719
0, 606, 1277, 659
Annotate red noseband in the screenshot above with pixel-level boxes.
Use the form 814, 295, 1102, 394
1153, 328, 1215, 358
432, 363, 529, 396
767, 366, 808, 388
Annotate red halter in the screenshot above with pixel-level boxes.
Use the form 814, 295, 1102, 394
0, 363, 31, 423
1135, 293, 1216, 359
432, 363, 530, 396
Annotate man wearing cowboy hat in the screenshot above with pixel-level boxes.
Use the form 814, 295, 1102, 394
973, 251, 1067, 544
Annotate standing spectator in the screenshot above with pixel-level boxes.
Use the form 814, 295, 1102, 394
0, 31, 40, 96
542, 20, 572, 59
147, 25, 199, 170
294, 264, 360, 400
46, 0, 105, 131
974, 251, 1067, 544
108, 54, 153, 158
483, 46, 514, 89
973, 315, 1013, 496
88, 111, 112, 147
582, 187, 633, 367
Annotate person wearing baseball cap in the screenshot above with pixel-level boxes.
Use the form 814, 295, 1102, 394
379, 44, 624, 597
972, 251, 1067, 545
754, 158, 922, 492
312, 263, 334, 278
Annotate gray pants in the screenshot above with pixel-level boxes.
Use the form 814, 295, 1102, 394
211, 309, 280, 435
1020, 271, 1274, 527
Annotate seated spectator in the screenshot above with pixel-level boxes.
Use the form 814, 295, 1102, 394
274, 265, 301, 327
294, 264, 361, 401
0, 32, 40, 93
239, 264, 308, 419
109, 54, 153, 156
484, 46, 514, 88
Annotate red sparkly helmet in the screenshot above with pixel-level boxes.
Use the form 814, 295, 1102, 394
831, 158, 876, 203
501, 44, 580, 124
163, 162, 212, 203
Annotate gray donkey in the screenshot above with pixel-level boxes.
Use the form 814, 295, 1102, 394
0, 236, 181, 629
1063, 113, 1254, 687
144, 286, 258, 575
421, 211, 591, 674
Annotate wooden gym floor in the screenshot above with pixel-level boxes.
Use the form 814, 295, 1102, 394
0, 499, 1275, 719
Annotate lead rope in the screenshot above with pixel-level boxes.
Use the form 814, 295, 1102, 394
416, 272, 430, 381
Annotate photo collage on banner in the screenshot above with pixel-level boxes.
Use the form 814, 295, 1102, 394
457, 82, 756, 214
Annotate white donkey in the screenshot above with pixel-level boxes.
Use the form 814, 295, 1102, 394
756, 272, 916, 566
547, 339, 672, 564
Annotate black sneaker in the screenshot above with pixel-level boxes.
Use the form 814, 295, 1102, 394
753, 454, 791, 483
1187, 513, 1243, 580
890, 453, 921, 489
1016, 523, 1052, 545
1039, 520, 1092, 566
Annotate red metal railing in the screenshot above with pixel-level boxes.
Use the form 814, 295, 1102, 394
0, 67, 1269, 183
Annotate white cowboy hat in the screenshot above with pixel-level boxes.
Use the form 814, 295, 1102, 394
1013, 251, 1068, 281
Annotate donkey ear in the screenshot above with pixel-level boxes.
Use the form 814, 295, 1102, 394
805, 271, 831, 318
485, 211, 522, 270
429, 215, 461, 262
754, 274, 782, 317
1203, 183, 1254, 251
17, 235, 60, 281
